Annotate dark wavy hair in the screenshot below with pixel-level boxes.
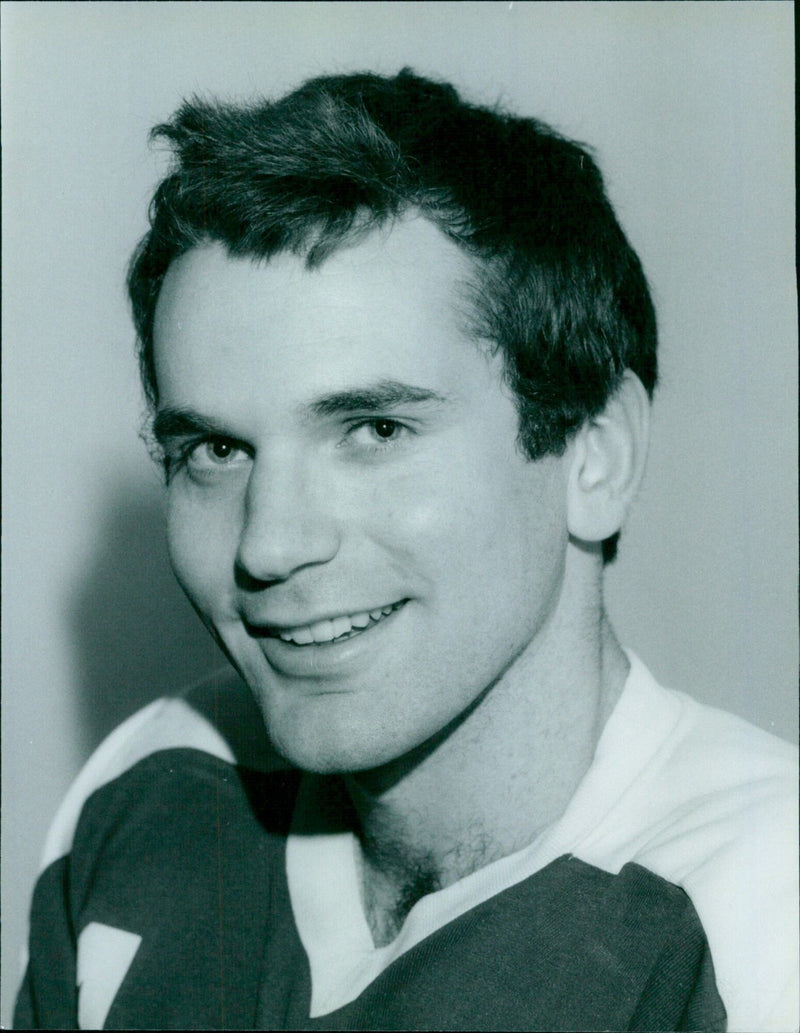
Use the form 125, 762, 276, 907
128, 69, 657, 558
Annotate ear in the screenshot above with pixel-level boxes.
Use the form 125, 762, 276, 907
566, 371, 650, 544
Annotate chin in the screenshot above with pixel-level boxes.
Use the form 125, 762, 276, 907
271, 735, 395, 776
258, 705, 400, 776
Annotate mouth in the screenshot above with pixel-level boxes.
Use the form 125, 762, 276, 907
256, 600, 407, 646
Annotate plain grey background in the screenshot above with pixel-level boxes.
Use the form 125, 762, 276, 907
2, 2, 796, 1025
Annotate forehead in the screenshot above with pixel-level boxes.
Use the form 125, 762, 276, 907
152, 218, 489, 413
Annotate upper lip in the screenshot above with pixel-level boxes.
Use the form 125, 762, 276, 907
243, 601, 406, 634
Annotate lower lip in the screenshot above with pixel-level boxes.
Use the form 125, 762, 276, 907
254, 602, 407, 679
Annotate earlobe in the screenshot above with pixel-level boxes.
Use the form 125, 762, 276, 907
566, 371, 651, 544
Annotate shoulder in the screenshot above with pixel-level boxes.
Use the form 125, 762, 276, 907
655, 685, 797, 1033
40, 667, 291, 873
629, 664, 797, 881
587, 654, 798, 1033
591, 653, 796, 841
21, 670, 299, 1031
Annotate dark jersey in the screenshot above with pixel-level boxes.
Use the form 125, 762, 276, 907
14, 654, 798, 1030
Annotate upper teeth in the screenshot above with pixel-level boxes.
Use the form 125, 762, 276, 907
277, 605, 399, 645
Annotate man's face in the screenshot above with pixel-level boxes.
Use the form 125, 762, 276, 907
153, 219, 571, 774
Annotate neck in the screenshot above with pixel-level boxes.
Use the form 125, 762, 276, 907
342, 542, 629, 943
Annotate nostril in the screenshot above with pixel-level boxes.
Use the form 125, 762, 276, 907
234, 563, 285, 592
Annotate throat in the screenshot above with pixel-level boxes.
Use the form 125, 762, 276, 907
360, 851, 442, 947
355, 816, 502, 947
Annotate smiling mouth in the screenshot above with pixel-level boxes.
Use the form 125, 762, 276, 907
262, 600, 407, 646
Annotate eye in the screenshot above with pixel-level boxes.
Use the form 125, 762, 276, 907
184, 436, 249, 474
370, 419, 401, 440
346, 418, 407, 449
206, 439, 237, 461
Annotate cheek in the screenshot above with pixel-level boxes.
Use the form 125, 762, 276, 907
366, 470, 532, 604
391, 455, 562, 555
166, 492, 240, 611
420, 461, 568, 611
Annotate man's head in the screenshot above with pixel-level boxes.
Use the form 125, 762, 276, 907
129, 69, 656, 474
131, 71, 655, 773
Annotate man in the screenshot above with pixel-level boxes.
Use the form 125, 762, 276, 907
15, 70, 797, 1031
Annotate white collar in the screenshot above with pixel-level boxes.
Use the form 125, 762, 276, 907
286, 651, 669, 1018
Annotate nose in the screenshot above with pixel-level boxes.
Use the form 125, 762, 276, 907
235, 452, 341, 585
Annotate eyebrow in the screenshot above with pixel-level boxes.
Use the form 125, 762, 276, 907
304, 380, 451, 419
152, 380, 452, 445
152, 408, 223, 445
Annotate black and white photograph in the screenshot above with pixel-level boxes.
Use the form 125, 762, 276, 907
2, 3, 797, 1029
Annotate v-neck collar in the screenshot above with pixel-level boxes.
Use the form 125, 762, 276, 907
285, 651, 679, 1018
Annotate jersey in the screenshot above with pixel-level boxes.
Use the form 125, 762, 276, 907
14, 653, 799, 1031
